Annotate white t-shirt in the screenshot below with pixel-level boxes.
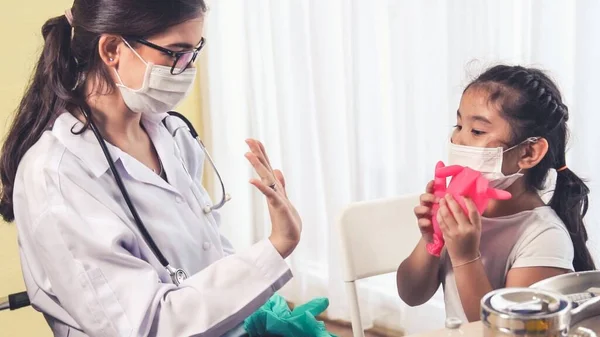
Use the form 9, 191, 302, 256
440, 206, 574, 322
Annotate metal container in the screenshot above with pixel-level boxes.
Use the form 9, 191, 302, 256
481, 287, 572, 336
531, 271, 600, 332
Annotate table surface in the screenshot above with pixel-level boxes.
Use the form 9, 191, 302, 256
406, 321, 484, 337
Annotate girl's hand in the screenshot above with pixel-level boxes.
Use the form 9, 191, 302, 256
414, 180, 437, 243
437, 194, 481, 266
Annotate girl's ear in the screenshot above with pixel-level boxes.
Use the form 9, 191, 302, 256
518, 138, 549, 170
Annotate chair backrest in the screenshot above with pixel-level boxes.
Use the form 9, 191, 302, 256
337, 195, 421, 282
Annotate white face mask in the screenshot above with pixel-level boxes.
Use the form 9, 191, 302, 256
114, 39, 197, 115
447, 137, 539, 190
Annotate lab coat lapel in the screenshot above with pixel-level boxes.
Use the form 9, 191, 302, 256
139, 118, 189, 197
118, 153, 178, 194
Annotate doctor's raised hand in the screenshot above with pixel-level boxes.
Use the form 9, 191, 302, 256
245, 139, 302, 258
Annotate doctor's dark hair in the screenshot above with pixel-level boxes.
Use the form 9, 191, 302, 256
466, 65, 595, 272
0, 0, 207, 222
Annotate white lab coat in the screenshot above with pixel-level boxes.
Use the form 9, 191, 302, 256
13, 112, 292, 337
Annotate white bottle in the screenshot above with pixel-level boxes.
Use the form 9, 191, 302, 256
445, 317, 464, 336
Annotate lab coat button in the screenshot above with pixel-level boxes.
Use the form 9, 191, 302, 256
175, 195, 185, 203
203, 242, 211, 250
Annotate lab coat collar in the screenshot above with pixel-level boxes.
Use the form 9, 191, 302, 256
121, 114, 181, 194
52, 112, 123, 178
52, 112, 172, 180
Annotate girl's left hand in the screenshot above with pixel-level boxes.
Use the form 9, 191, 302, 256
437, 194, 481, 266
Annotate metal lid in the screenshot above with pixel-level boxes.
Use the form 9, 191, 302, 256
481, 288, 572, 334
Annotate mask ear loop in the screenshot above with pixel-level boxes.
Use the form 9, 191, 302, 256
515, 137, 567, 174
121, 39, 149, 66
113, 38, 151, 92
503, 136, 540, 153
504, 137, 541, 175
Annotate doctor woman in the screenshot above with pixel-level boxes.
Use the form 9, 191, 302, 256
0, 1, 301, 336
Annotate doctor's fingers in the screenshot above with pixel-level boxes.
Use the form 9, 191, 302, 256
246, 139, 274, 172
250, 178, 284, 207
273, 169, 288, 198
245, 152, 278, 187
258, 141, 275, 169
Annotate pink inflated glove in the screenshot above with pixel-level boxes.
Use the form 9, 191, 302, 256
426, 161, 512, 256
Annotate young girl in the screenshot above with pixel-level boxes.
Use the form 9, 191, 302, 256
396, 65, 595, 322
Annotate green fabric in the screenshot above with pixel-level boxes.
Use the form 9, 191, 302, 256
244, 294, 337, 337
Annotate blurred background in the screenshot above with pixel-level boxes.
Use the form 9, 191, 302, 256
2, 1, 600, 336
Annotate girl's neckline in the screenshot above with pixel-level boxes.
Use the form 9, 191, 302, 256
482, 205, 551, 221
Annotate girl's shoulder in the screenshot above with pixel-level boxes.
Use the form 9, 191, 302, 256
507, 206, 574, 271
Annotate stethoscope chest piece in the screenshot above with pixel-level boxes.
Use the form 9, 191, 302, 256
167, 265, 189, 286
203, 193, 232, 214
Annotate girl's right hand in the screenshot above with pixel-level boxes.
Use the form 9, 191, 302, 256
414, 180, 437, 243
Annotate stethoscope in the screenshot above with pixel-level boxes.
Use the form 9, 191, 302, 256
83, 110, 230, 285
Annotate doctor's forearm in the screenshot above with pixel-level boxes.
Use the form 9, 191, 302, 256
453, 260, 493, 322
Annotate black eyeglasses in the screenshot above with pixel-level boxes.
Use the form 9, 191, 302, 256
125, 37, 206, 75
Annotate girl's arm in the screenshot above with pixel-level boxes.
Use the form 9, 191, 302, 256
455, 262, 568, 322
437, 195, 487, 322
453, 259, 493, 321
396, 238, 442, 306
439, 195, 573, 322
397, 181, 443, 306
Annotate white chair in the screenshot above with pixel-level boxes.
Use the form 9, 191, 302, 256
336, 195, 422, 337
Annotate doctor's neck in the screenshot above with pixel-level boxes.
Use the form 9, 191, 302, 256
78, 83, 147, 146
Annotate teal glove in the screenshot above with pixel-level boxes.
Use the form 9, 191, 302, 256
244, 294, 337, 337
